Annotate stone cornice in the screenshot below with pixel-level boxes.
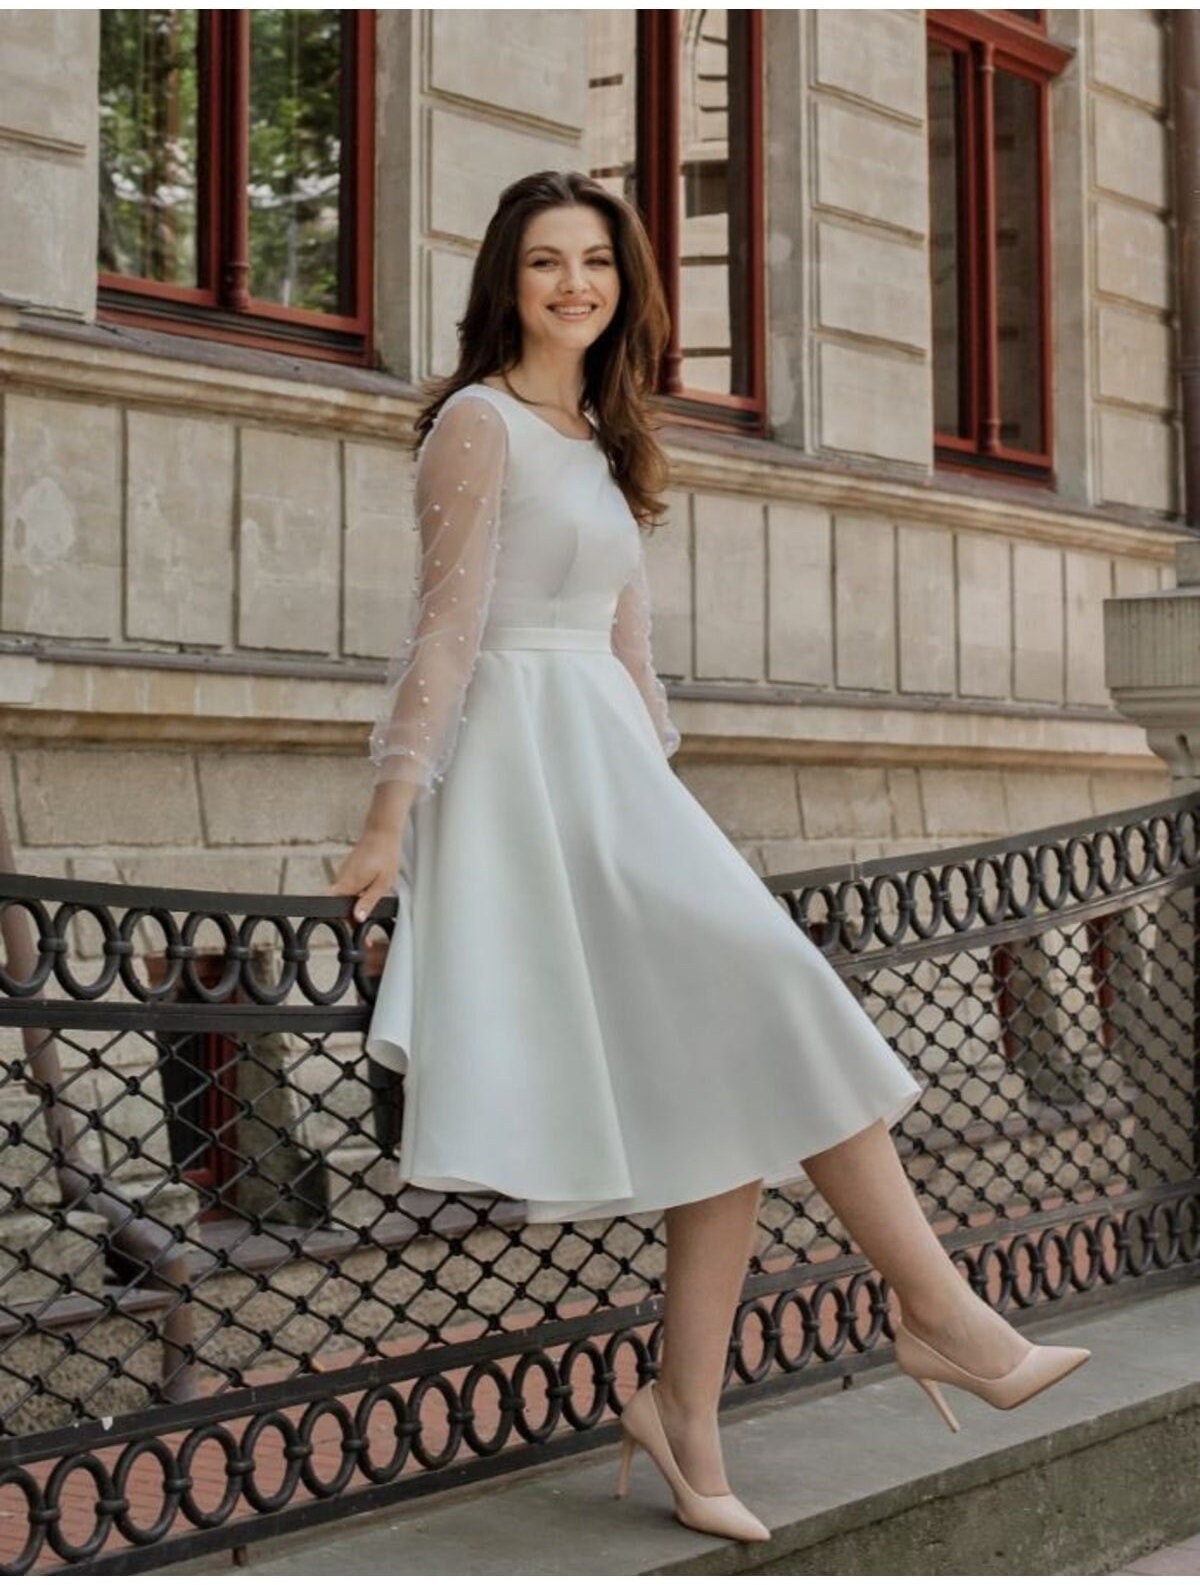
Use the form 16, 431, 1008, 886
0, 314, 1187, 561
0, 654, 1158, 771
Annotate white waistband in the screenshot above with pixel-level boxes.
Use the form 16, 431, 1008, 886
480, 625, 612, 651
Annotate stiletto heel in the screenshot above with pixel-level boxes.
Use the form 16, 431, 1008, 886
615, 1430, 635, 1497
615, 1381, 770, 1543
915, 1375, 960, 1433
894, 1320, 1090, 1433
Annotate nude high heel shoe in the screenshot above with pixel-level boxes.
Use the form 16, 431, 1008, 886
894, 1320, 1091, 1433
614, 1381, 771, 1544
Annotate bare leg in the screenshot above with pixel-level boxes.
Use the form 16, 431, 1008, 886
655, 1176, 763, 1495
653, 1116, 1031, 1498
802, 1118, 1027, 1376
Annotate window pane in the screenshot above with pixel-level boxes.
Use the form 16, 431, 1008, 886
248, 11, 345, 313
928, 41, 967, 439
993, 69, 1044, 454
678, 10, 753, 398
98, 10, 200, 286
584, 11, 639, 206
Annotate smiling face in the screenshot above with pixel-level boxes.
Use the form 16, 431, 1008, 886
512, 203, 621, 357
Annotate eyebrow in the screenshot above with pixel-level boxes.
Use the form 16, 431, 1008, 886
523, 243, 613, 256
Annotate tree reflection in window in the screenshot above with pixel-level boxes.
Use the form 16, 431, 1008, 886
95, 10, 373, 363
98, 10, 200, 286
248, 10, 345, 314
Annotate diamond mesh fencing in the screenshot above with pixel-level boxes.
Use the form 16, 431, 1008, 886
1, 794, 1197, 1572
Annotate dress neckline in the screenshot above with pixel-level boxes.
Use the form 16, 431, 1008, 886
474, 381, 598, 445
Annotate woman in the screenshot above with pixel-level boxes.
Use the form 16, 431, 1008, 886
330, 170, 1088, 1546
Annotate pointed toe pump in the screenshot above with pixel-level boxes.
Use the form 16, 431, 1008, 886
894, 1321, 1091, 1433
614, 1381, 771, 1544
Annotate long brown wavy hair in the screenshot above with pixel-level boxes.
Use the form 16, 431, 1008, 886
410, 169, 672, 532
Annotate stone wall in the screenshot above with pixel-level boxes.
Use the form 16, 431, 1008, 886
1087, 9, 1178, 516
0, 8, 1187, 885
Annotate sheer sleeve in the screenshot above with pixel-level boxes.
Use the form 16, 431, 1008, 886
611, 535, 681, 761
367, 394, 508, 799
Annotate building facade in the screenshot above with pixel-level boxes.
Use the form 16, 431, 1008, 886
0, 8, 1186, 896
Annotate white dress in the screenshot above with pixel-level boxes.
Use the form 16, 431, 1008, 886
364, 382, 922, 1224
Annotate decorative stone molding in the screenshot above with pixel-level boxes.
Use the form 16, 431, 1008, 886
1105, 539, 1200, 788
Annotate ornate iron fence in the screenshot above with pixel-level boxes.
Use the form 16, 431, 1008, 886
0, 792, 1198, 1572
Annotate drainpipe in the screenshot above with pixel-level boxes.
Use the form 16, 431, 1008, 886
1174, 10, 1200, 527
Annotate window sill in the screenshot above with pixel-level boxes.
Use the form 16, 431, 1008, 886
1, 305, 417, 445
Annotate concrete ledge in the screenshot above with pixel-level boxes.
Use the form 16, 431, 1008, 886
173, 1284, 1200, 1576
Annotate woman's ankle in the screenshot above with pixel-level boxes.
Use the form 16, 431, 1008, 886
653, 1375, 719, 1426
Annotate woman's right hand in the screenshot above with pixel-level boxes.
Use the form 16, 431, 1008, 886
328, 827, 404, 923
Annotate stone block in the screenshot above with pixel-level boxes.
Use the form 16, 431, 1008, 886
281, 852, 337, 895
1, 396, 120, 639
815, 98, 927, 235
817, 343, 929, 466
1065, 552, 1113, 706
15, 748, 202, 847
68, 855, 122, 884
1012, 544, 1064, 703
834, 514, 896, 692
1097, 409, 1177, 515
812, 9, 923, 120
0, 140, 98, 316
676, 762, 800, 842
919, 768, 1009, 839
887, 768, 924, 837
1001, 770, 1094, 833
120, 851, 284, 894
197, 751, 368, 846
1113, 558, 1160, 597
767, 503, 832, 686
1089, 768, 1171, 817
816, 221, 928, 352
126, 412, 235, 646
1096, 307, 1173, 411
0, 11, 97, 144
1093, 97, 1168, 208
426, 247, 476, 374
428, 108, 571, 244
898, 524, 955, 695
238, 429, 340, 654
344, 440, 417, 660
0, 12, 98, 314
1090, 10, 1166, 108
758, 837, 855, 877
1095, 201, 1170, 311
799, 767, 891, 841
693, 495, 764, 681
643, 495, 692, 679
957, 532, 1011, 699
429, 10, 584, 127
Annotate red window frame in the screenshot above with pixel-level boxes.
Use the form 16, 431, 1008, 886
637, 10, 767, 436
927, 10, 1071, 480
98, 10, 376, 368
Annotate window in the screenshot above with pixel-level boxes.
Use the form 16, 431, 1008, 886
98, 10, 375, 365
927, 11, 1069, 477
585, 10, 766, 434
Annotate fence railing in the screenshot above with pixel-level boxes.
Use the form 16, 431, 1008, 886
1, 791, 1198, 1572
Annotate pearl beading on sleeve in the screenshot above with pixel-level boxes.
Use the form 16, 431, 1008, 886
367, 394, 508, 797
610, 536, 682, 761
